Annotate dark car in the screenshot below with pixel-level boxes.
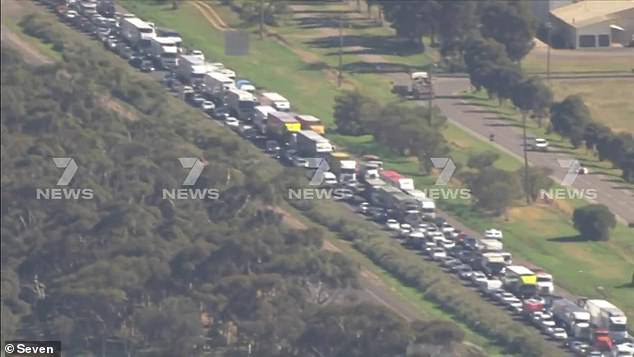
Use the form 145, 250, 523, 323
129, 56, 143, 68
265, 140, 281, 154
140, 60, 155, 72
210, 106, 229, 120
281, 149, 297, 166
188, 94, 205, 107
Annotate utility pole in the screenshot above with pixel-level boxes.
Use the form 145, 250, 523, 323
546, 22, 552, 86
259, 0, 264, 40
337, 15, 344, 88
522, 113, 530, 204
427, 65, 433, 126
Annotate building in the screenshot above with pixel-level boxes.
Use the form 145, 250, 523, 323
531, 0, 573, 24
550, 0, 634, 48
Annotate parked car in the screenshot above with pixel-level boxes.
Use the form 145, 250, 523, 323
385, 219, 400, 231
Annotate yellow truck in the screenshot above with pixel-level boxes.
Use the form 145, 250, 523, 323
266, 111, 300, 138
295, 114, 325, 135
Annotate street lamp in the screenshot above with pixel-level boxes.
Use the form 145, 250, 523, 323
545, 21, 553, 85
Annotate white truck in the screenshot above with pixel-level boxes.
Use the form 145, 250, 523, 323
477, 239, 503, 252
253, 106, 277, 134
403, 189, 436, 219
296, 130, 333, 157
177, 54, 207, 84
582, 299, 629, 341
203, 72, 235, 100
225, 88, 257, 121
120, 17, 156, 51
156, 27, 182, 48
150, 37, 179, 69
260, 92, 290, 111
480, 253, 507, 277
535, 271, 555, 295
551, 298, 592, 341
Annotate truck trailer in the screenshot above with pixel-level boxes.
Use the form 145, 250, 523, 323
253, 106, 277, 134
225, 88, 257, 121
581, 299, 629, 341
120, 17, 155, 51
150, 37, 179, 69
403, 189, 436, 219
177, 54, 206, 84
380, 170, 415, 191
260, 92, 290, 111
295, 114, 325, 135
325, 152, 357, 183
203, 72, 235, 100
503, 265, 537, 298
296, 130, 333, 157
551, 298, 592, 341
266, 112, 301, 139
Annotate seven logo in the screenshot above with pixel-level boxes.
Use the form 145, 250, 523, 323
308, 158, 330, 186
35, 157, 93, 200
558, 159, 582, 186
179, 157, 206, 186
430, 157, 456, 186
53, 157, 78, 186
161, 157, 219, 200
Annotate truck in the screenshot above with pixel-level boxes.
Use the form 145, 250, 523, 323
120, 17, 156, 51
296, 130, 333, 157
551, 298, 593, 341
225, 88, 257, 121
260, 92, 290, 111
236, 80, 256, 93
325, 152, 357, 183
79, 0, 98, 16
203, 72, 235, 100
266, 112, 301, 139
477, 239, 503, 252
177, 54, 206, 84
392, 72, 433, 100
581, 299, 629, 342
535, 271, 555, 295
253, 106, 277, 134
156, 28, 182, 48
480, 252, 507, 277
370, 185, 403, 208
478, 279, 503, 294
380, 170, 415, 191
502, 265, 538, 298
295, 114, 325, 135
404, 189, 436, 219
149, 37, 179, 69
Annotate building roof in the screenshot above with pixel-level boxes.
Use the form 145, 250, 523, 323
551, 0, 634, 28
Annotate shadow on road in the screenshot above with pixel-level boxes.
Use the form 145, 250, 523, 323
306, 34, 424, 57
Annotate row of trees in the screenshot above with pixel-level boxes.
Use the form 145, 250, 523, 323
2, 14, 476, 357
333, 91, 448, 174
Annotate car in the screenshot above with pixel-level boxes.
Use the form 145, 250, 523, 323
456, 265, 473, 279
549, 327, 568, 340
385, 219, 400, 231
540, 319, 556, 333
587, 351, 604, 357
578, 166, 589, 175
440, 240, 456, 250
431, 248, 447, 261
280, 149, 297, 166
533, 138, 549, 151
188, 94, 205, 107
371, 210, 388, 223
201, 100, 215, 112
182, 86, 195, 95
440, 258, 461, 269
64, 10, 79, 21
129, 57, 143, 68
210, 106, 229, 120
495, 291, 515, 304
484, 229, 503, 239
140, 60, 155, 72
440, 222, 455, 233
568, 341, 590, 355
398, 224, 413, 238
238, 124, 255, 138
224, 116, 239, 128
470, 271, 487, 285
292, 156, 309, 168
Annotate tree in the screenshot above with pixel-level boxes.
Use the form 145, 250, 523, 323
333, 91, 379, 136
467, 151, 500, 169
550, 95, 592, 148
463, 37, 509, 93
572, 204, 616, 241
467, 167, 523, 215
479, 0, 536, 61
436, 1, 478, 59
519, 166, 554, 203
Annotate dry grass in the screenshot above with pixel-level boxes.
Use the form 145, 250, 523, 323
523, 46, 634, 73
550, 79, 634, 133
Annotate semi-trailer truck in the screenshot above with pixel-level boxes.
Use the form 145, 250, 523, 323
551, 298, 593, 341
295, 114, 325, 135
326, 152, 357, 183
260, 92, 290, 111
120, 17, 156, 51
480, 253, 507, 277
225, 88, 257, 121
296, 130, 333, 157
149, 37, 179, 69
503, 265, 538, 298
253, 106, 277, 134
403, 189, 436, 219
380, 170, 415, 191
581, 299, 629, 341
203, 72, 235, 100
177, 54, 206, 84
266, 112, 301, 139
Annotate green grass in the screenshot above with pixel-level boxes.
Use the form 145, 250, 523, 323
121, 0, 634, 330
1, 9, 62, 61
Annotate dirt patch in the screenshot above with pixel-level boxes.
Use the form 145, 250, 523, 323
1, 25, 54, 65
98, 96, 141, 122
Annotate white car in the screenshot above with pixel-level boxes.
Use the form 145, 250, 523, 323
533, 138, 549, 151
224, 116, 239, 128
65, 10, 79, 20
540, 319, 556, 333
578, 166, 590, 175
182, 86, 194, 95
549, 327, 568, 340
385, 219, 400, 231
440, 222, 455, 233
399, 224, 412, 237
431, 248, 447, 260
201, 100, 215, 111
441, 240, 456, 250
470, 271, 488, 285
484, 229, 503, 240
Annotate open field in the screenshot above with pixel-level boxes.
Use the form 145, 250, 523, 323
522, 45, 634, 73
121, 0, 634, 328
549, 79, 634, 133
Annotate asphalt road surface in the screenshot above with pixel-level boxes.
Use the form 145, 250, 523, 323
432, 77, 634, 225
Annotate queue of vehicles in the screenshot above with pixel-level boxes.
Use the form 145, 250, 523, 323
47, 1, 632, 355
